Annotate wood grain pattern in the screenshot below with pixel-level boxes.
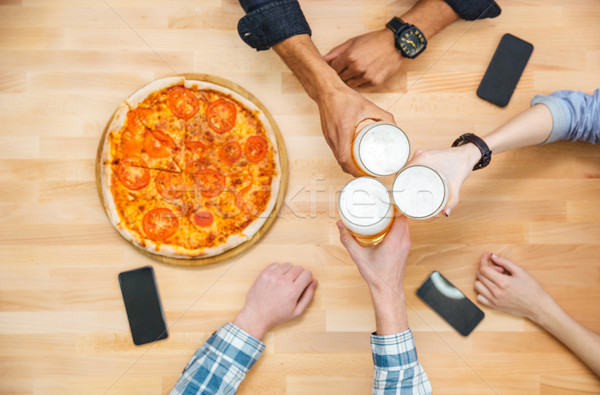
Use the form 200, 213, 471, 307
0, 0, 599, 394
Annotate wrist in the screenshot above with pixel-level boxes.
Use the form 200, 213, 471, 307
273, 34, 344, 101
401, 0, 459, 40
233, 308, 269, 341
458, 143, 482, 169
530, 293, 560, 326
370, 288, 409, 335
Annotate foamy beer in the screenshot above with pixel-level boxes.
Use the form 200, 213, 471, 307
392, 165, 449, 220
338, 177, 393, 246
352, 122, 410, 177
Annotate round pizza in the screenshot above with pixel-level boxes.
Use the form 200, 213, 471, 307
99, 76, 281, 259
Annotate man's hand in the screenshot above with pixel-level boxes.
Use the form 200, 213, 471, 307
316, 84, 395, 176
272, 34, 395, 176
474, 253, 551, 323
233, 263, 318, 340
336, 217, 410, 293
324, 29, 402, 89
406, 145, 481, 216
336, 217, 411, 335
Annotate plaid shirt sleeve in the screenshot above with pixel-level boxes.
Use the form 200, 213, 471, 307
170, 322, 265, 395
371, 329, 432, 395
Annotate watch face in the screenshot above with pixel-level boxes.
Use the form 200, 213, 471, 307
399, 26, 426, 58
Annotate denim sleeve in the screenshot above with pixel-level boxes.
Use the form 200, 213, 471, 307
237, 0, 311, 51
531, 89, 600, 145
443, 0, 501, 20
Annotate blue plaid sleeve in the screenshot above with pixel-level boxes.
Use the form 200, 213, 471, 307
170, 323, 265, 395
371, 329, 432, 395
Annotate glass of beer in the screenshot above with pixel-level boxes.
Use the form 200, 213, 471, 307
338, 177, 393, 246
392, 165, 449, 220
352, 122, 411, 177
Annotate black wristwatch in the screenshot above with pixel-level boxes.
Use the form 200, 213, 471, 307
386, 17, 427, 59
452, 133, 492, 170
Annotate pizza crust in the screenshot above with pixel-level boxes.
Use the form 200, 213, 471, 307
126, 76, 184, 108
101, 76, 282, 259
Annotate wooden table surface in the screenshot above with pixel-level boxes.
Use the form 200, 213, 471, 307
1, 1, 599, 394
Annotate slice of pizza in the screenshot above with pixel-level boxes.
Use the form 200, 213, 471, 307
105, 103, 181, 172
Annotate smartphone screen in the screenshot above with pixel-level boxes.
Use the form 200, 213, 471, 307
417, 271, 484, 336
118, 266, 168, 345
477, 33, 534, 107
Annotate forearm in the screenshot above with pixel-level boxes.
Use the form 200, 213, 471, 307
482, 104, 554, 154
370, 287, 409, 335
534, 297, 600, 377
273, 35, 343, 101
401, 0, 459, 40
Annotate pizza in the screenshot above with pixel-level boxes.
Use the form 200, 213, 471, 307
99, 76, 281, 259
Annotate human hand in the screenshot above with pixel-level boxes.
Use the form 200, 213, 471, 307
336, 217, 410, 294
233, 263, 318, 340
324, 29, 403, 88
406, 144, 481, 216
474, 253, 551, 323
316, 84, 395, 176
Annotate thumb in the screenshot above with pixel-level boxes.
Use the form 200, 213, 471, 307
489, 254, 521, 275
324, 40, 352, 63
336, 220, 361, 251
443, 190, 460, 217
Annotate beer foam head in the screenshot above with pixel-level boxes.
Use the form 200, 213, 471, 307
354, 122, 410, 176
392, 165, 448, 219
339, 177, 392, 235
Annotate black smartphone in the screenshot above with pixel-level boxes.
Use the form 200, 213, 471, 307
118, 266, 168, 345
417, 271, 484, 336
477, 33, 534, 107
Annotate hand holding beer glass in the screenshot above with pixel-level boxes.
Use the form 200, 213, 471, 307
340, 120, 451, 246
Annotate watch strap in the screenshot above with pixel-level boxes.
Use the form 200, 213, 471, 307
386, 17, 408, 35
451, 133, 492, 170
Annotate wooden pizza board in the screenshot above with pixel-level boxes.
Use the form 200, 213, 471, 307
95, 73, 289, 266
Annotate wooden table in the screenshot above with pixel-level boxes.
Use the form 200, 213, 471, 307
1, 1, 599, 394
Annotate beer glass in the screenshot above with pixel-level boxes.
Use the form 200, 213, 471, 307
392, 165, 449, 219
352, 122, 410, 177
338, 177, 393, 246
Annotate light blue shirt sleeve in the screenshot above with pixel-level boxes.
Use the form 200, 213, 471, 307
531, 89, 600, 144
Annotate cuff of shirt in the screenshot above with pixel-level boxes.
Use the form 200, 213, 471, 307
444, 0, 501, 20
205, 322, 266, 372
238, 0, 312, 51
531, 94, 568, 144
371, 329, 419, 369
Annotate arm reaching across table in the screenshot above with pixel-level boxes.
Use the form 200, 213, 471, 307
475, 253, 600, 377
236, 0, 395, 176
337, 217, 432, 394
170, 262, 317, 395
408, 89, 600, 216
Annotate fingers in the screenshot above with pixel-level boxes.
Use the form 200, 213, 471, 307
489, 253, 520, 275
293, 279, 318, 317
286, 265, 304, 281
280, 262, 293, 274
476, 270, 500, 296
474, 280, 495, 304
294, 268, 313, 291
339, 67, 360, 83
476, 294, 493, 307
336, 220, 361, 252
382, 216, 410, 249
324, 40, 353, 70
